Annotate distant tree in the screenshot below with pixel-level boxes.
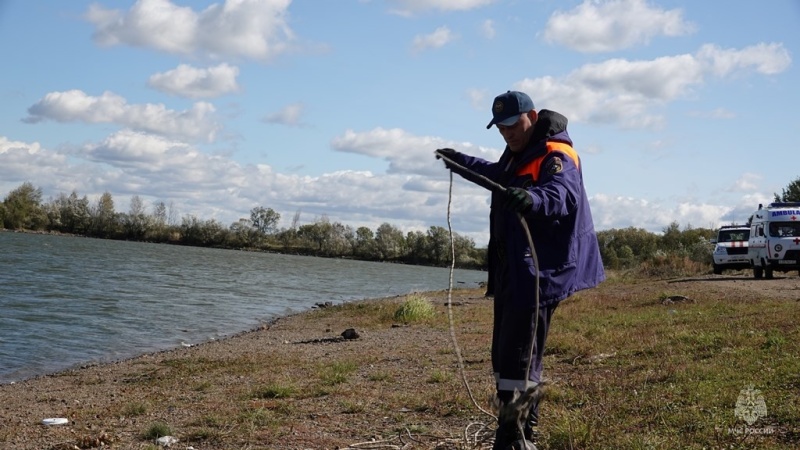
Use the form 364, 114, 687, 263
152, 201, 167, 227
274, 210, 301, 250
45, 191, 91, 234
405, 230, 428, 265
122, 195, 150, 240
660, 221, 683, 251
353, 226, 376, 259
145, 201, 170, 242
297, 217, 333, 253
91, 191, 117, 238
328, 222, 354, 255
375, 223, 405, 260
774, 176, 800, 202
2, 182, 46, 230
597, 227, 659, 269
180, 215, 227, 246
250, 206, 281, 236
426, 226, 450, 266
166, 201, 180, 227
452, 234, 478, 266
229, 218, 255, 247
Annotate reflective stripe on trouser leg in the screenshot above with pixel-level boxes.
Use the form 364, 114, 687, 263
493, 301, 557, 395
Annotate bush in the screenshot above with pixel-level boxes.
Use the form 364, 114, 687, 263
142, 421, 172, 440
394, 295, 435, 323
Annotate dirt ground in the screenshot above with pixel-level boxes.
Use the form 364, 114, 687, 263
1, 271, 799, 450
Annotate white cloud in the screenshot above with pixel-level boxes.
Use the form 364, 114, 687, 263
544, 0, 695, 53
590, 194, 730, 231
0, 136, 97, 199
0, 137, 52, 176
515, 43, 790, 128
24, 90, 221, 142
412, 26, 456, 53
85, 0, 294, 60
148, 63, 240, 98
263, 102, 307, 127
331, 127, 499, 176
696, 43, 792, 76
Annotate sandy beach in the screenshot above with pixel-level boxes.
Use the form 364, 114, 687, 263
1, 288, 499, 450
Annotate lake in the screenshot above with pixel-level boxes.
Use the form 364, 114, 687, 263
0, 232, 486, 384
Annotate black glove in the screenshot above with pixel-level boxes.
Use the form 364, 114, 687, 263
434, 148, 459, 161
503, 187, 533, 214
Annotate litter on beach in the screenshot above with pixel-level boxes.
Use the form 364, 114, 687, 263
41, 418, 68, 426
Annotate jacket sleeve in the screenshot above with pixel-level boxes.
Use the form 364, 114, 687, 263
525, 152, 582, 219
445, 152, 506, 194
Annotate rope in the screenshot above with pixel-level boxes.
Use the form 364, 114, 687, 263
439, 151, 541, 406
345, 152, 543, 450
444, 170, 496, 419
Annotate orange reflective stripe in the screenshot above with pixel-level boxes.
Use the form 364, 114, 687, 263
517, 142, 580, 183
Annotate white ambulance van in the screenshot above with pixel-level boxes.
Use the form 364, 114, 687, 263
711, 225, 750, 274
748, 202, 800, 279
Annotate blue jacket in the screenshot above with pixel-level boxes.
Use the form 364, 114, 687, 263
449, 110, 605, 306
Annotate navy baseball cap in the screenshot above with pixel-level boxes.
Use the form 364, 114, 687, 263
486, 91, 535, 129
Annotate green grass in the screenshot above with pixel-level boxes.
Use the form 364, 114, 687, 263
393, 294, 435, 323
121, 401, 148, 417
141, 421, 172, 440
318, 360, 358, 386
252, 382, 297, 399
539, 280, 800, 449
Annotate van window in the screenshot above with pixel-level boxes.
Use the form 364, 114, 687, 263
768, 221, 800, 237
718, 230, 750, 242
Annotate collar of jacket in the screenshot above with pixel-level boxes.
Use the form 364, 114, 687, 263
498, 109, 570, 173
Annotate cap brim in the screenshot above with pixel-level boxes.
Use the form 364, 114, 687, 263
498, 114, 522, 126
486, 114, 522, 129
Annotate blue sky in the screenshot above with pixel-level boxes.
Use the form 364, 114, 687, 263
1, 0, 798, 247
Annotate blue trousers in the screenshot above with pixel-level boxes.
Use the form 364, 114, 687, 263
492, 294, 557, 421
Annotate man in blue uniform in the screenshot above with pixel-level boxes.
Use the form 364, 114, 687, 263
435, 90, 605, 449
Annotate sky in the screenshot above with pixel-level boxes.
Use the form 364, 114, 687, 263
1, 0, 798, 247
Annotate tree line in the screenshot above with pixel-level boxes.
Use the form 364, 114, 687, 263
0, 182, 484, 269
3, 178, 799, 275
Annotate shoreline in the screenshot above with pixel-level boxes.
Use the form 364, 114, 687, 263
0, 290, 425, 387
0, 314, 281, 387
1, 287, 491, 450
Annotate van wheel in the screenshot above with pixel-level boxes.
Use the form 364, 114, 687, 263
754, 267, 763, 279
713, 264, 722, 275
765, 266, 774, 279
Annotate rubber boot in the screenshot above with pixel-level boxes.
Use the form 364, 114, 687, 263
523, 404, 539, 445
493, 415, 537, 450
493, 422, 534, 450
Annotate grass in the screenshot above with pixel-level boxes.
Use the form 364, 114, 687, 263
252, 382, 297, 399
4, 279, 799, 450
121, 401, 148, 417
394, 294, 436, 323
141, 421, 172, 440
537, 276, 800, 449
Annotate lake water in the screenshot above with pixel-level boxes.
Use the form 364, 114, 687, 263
0, 232, 486, 384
